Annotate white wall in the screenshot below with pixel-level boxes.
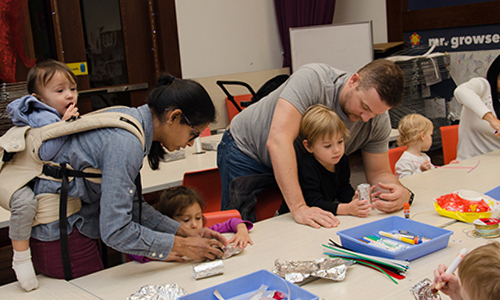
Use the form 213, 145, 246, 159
176, 0, 388, 79
175, 0, 284, 79
333, 0, 387, 44
175, 0, 388, 129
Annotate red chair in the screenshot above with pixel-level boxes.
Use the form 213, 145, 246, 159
254, 186, 283, 222
388, 146, 407, 174
182, 167, 221, 213
225, 94, 252, 123
200, 127, 211, 137
204, 209, 241, 228
440, 125, 459, 164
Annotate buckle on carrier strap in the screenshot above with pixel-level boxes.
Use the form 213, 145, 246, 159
42, 164, 102, 179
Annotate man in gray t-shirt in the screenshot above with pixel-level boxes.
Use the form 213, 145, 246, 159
217, 60, 413, 228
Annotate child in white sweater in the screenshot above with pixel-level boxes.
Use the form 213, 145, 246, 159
395, 114, 435, 178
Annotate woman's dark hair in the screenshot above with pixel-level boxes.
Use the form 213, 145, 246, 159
486, 54, 500, 120
148, 74, 216, 169
157, 186, 206, 219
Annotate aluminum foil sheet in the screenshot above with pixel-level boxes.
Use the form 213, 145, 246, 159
127, 283, 188, 300
272, 258, 349, 283
410, 278, 441, 300
193, 259, 225, 280
222, 245, 243, 259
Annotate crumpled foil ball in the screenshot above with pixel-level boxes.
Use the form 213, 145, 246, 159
127, 283, 188, 300
272, 258, 350, 283
223, 245, 243, 259
410, 278, 441, 300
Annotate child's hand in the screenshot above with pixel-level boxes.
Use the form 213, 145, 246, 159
431, 264, 463, 300
420, 160, 432, 172
346, 193, 371, 218
62, 103, 79, 121
449, 160, 459, 164
228, 223, 253, 249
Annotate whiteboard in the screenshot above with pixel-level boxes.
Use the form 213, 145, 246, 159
290, 22, 373, 73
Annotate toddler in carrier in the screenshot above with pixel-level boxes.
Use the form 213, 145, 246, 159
5, 59, 79, 291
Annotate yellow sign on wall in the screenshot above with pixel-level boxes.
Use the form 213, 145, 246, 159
66, 62, 88, 76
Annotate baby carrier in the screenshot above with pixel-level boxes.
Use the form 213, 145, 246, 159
0, 108, 145, 280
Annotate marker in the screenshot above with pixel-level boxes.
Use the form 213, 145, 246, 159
378, 231, 417, 245
398, 230, 431, 243
434, 248, 468, 290
364, 235, 409, 251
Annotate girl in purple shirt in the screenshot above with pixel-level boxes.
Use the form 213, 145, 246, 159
130, 186, 253, 263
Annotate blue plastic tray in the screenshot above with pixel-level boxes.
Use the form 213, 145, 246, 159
337, 216, 453, 261
178, 269, 318, 300
485, 185, 500, 201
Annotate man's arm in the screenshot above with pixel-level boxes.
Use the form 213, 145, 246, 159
361, 150, 411, 212
266, 98, 339, 228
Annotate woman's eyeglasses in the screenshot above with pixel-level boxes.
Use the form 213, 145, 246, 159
182, 114, 200, 142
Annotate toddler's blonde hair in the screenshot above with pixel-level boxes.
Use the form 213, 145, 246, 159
397, 113, 433, 147
300, 104, 349, 146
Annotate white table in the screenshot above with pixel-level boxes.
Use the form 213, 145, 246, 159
68, 149, 500, 300
140, 134, 221, 194
2, 149, 499, 299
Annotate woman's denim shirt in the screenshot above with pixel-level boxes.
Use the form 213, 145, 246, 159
31, 105, 180, 259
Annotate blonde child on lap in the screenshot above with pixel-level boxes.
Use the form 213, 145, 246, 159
6, 60, 79, 291
129, 186, 253, 263
432, 242, 500, 300
277, 104, 372, 218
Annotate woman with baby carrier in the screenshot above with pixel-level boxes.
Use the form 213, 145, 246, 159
3, 74, 227, 281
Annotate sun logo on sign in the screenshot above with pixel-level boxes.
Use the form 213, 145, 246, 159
410, 32, 421, 46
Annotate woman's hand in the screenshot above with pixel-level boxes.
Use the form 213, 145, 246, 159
483, 112, 500, 138
173, 236, 225, 261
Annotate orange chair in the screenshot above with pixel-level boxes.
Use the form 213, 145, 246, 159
388, 146, 407, 174
225, 94, 253, 123
440, 125, 459, 164
182, 167, 221, 213
204, 209, 241, 228
200, 127, 211, 137
254, 186, 283, 222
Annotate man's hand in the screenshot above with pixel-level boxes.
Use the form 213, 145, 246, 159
372, 182, 410, 213
292, 205, 340, 229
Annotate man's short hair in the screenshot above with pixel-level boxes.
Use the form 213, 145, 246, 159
357, 59, 404, 108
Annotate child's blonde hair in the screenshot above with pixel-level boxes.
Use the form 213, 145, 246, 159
27, 59, 77, 95
458, 242, 500, 300
397, 113, 433, 147
300, 104, 349, 146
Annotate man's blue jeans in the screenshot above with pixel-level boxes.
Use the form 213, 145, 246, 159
217, 129, 273, 210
